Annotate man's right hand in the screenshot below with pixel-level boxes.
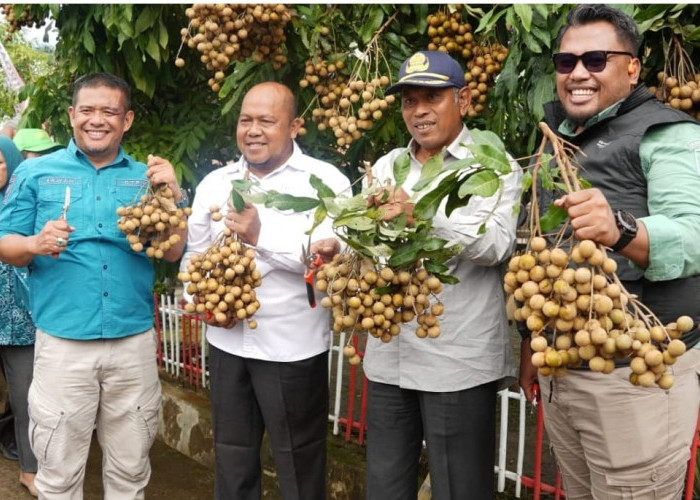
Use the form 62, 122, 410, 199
519, 337, 539, 402
367, 186, 415, 224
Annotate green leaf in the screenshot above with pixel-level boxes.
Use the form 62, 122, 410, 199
387, 241, 421, 268
457, 170, 500, 198
413, 172, 457, 220
266, 194, 319, 212
83, 29, 96, 55
539, 204, 568, 232
230, 187, 246, 213
513, 4, 533, 31
231, 179, 256, 192
432, 272, 460, 285
469, 128, 506, 152
333, 214, 376, 231
412, 153, 443, 191
134, 6, 157, 34
442, 156, 479, 171
309, 174, 335, 199
307, 203, 328, 234
145, 34, 161, 63
392, 151, 410, 190
465, 144, 512, 174
423, 259, 449, 275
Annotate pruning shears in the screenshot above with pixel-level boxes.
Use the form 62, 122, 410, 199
302, 235, 323, 308
52, 186, 71, 258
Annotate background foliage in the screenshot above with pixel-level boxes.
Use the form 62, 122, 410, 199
2, 4, 700, 188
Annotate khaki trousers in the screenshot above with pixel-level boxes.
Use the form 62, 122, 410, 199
29, 329, 161, 500
540, 348, 700, 500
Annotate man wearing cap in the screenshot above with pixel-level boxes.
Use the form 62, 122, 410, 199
13, 129, 63, 159
362, 51, 522, 499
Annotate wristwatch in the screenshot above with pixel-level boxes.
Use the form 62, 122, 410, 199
610, 209, 638, 252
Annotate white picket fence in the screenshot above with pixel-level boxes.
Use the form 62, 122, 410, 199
157, 294, 535, 497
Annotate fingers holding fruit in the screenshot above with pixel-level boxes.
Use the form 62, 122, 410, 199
554, 188, 618, 247
146, 154, 184, 202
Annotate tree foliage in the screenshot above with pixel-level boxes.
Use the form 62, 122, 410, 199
4, 4, 700, 192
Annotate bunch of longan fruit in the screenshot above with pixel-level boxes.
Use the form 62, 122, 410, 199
316, 252, 445, 364
303, 58, 395, 149
116, 185, 190, 258
508, 236, 691, 389
0, 4, 45, 33
178, 205, 262, 328
648, 72, 700, 121
177, 4, 293, 92
424, 6, 507, 118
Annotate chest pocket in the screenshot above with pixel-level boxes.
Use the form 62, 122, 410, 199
36, 182, 84, 233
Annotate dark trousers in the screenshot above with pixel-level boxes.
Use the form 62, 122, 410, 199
0, 345, 37, 472
366, 379, 498, 500
209, 345, 329, 500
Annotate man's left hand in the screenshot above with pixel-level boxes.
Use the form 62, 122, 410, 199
554, 188, 620, 247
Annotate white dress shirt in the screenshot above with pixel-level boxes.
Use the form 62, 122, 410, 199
363, 126, 521, 392
182, 142, 351, 362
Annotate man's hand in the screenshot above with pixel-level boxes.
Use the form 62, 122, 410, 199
225, 201, 261, 246
554, 188, 619, 247
33, 219, 74, 257
519, 337, 539, 402
309, 238, 341, 265
146, 154, 184, 203
367, 186, 415, 224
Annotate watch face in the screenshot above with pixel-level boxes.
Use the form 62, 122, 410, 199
616, 210, 637, 232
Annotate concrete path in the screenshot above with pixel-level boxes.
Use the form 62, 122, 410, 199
0, 435, 215, 499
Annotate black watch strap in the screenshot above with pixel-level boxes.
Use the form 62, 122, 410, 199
610, 209, 637, 252
610, 231, 634, 252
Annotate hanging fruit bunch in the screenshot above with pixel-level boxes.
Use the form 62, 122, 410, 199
116, 184, 190, 258
176, 4, 293, 92
647, 33, 700, 121
177, 204, 262, 328
424, 5, 508, 118
510, 123, 691, 389
0, 4, 47, 34
302, 13, 397, 150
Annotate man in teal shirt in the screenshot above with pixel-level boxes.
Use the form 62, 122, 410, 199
518, 5, 700, 498
0, 73, 186, 498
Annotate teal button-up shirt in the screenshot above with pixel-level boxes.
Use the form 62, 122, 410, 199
560, 105, 700, 281
0, 139, 155, 340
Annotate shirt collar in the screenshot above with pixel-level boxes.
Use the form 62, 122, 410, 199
67, 138, 129, 167
559, 99, 624, 137
228, 141, 306, 178
406, 125, 473, 163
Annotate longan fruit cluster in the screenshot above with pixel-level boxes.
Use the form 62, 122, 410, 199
425, 7, 507, 118
464, 43, 508, 118
317, 252, 445, 349
177, 4, 293, 92
304, 59, 395, 149
0, 5, 45, 33
116, 185, 190, 257
178, 206, 262, 328
426, 7, 476, 58
648, 72, 700, 121
508, 237, 692, 389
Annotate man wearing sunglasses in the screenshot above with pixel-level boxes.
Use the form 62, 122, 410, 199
519, 4, 700, 499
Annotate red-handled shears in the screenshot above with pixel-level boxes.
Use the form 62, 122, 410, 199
52, 186, 71, 258
302, 235, 323, 307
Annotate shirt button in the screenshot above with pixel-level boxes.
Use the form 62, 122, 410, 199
96, 196, 101, 200
651, 473, 658, 482
98, 223, 103, 228
103, 292, 108, 297
103, 265, 107, 270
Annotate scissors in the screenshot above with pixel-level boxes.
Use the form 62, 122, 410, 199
52, 186, 71, 258
302, 234, 323, 308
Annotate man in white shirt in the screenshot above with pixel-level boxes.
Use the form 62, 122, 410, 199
363, 51, 522, 499
182, 82, 351, 499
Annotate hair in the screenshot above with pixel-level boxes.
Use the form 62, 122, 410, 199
556, 4, 640, 56
72, 73, 132, 111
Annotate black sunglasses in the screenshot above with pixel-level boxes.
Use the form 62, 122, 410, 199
552, 50, 633, 74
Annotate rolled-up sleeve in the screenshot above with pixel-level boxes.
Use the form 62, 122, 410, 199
639, 122, 700, 280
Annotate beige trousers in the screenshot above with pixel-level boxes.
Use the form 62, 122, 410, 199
28, 329, 161, 500
539, 348, 700, 500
